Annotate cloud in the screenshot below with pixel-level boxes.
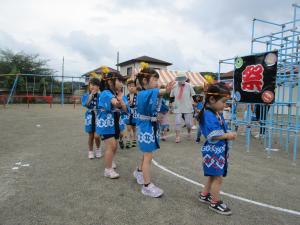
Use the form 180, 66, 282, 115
0, 0, 298, 76
53, 31, 115, 63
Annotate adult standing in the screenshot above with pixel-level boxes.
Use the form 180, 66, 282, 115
169, 73, 196, 143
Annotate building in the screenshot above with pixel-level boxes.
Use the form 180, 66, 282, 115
116, 55, 172, 77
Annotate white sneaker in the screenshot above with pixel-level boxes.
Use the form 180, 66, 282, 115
254, 133, 260, 139
141, 183, 164, 198
88, 151, 94, 159
191, 125, 197, 130
104, 168, 119, 179
133, 169, 144, 184
112, 161, 117, 169
95, 148, 102, 158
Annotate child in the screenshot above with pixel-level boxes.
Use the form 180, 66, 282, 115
119, 87, 130, 149
133, 66, 175, 197
125, 79, 138, 148
158, 88, 170, 141
198, 83, 237, 215
81, 78, 102, 159
96, 69, 128, 179
195, 95, 204, 143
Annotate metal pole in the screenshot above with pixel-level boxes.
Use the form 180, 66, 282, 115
61, 57, 64, 106
117, 51, 120, 72
7, 74, 19, 105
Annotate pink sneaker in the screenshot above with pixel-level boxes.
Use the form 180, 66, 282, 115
88, 151, 94, 159
95, 148, 102, 158
104, 168, 119, 179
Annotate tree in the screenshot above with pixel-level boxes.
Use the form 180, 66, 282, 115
0, 49, 54, 92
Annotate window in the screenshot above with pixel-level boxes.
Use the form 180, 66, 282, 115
127, 67, 132, 75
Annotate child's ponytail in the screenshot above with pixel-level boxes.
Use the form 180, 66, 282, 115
197, 101, 207, 123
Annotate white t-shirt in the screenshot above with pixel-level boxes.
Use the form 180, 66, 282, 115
170, 82, 195, 113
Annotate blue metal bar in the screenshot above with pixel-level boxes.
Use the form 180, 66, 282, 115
254, 18, 282, 27
6, 74, 19, 105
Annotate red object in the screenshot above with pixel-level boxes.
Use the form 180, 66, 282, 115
262, 90, 274, 103
241, 64, 264, 92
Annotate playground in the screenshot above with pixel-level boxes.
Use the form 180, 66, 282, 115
0, 105, 299, 225
1, 2, 300, 225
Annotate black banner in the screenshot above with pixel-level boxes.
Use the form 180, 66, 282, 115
233, 51, 277, 104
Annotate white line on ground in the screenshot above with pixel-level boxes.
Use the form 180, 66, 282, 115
152, 159, 300, 216
158, 132, 300, 215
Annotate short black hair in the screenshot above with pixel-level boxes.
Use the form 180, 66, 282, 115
89, 78, 101, 87
135, 67, 159, 89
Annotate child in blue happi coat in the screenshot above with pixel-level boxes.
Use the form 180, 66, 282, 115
198, 83, 237, 215
195, 95, 204, 143
81, 78, 102, 159
125, 79, 138, 148
118, 87, 130, 150
158, 89, 170, 141
96, 69, 128, 179
133, 65, 175, 198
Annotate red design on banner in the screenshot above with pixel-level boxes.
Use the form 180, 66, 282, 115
241, 64, 264, 92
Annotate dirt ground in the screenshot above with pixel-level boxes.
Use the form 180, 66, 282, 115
0, 104, 299, 225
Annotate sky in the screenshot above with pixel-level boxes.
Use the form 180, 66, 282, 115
0, 0, 298, 77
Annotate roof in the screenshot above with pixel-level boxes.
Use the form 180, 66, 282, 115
116, 56, 172, 67
157, 70, 207, 87
220, 71, 234, 79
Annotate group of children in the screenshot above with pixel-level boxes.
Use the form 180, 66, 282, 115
82, 66, 237, 215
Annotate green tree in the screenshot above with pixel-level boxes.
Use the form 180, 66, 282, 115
0, 49, 54, 92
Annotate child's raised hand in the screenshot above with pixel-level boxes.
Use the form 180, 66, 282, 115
227, 132, 237, 140
116, 91, 123, 101
166, 81, 176, 93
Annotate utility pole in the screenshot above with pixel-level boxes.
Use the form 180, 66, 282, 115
61, 56, 64, 105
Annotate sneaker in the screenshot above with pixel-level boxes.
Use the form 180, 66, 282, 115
141, 183, 164, 198
133, 169, 144, 184
209, 201, 232, 215
175, 136, 181, 143
198, 192, 211, 204
95, 148, 102, 158
131, 140, 137, 147
88, 151, 94, 159
104, 168, 119, 179
125, 141, 131, 149
119, 140, 125, 149
195, 137, 200, 143
254, 133, 260, 139
112, 161, 117, 169
192, 125, 197, 130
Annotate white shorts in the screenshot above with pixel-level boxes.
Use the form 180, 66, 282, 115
175, 113, 193, 131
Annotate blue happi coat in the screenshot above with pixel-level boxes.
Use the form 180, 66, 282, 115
136, 88, 161, 152
125, 93, 138, 125
81, 92, 100, 133
200, 108, 229, 177
119, 96, 130, 132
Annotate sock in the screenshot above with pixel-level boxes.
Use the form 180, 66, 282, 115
211, 197, 219, 204
201, 191, 209, 196
144, 183, 150, 187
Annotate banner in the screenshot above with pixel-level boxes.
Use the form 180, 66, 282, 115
234, 51, 277, 104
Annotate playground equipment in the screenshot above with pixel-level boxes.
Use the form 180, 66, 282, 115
218, 4, 300, 162
0, 73, 84, 108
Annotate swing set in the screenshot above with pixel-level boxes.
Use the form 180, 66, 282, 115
0, 73, 84, 108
